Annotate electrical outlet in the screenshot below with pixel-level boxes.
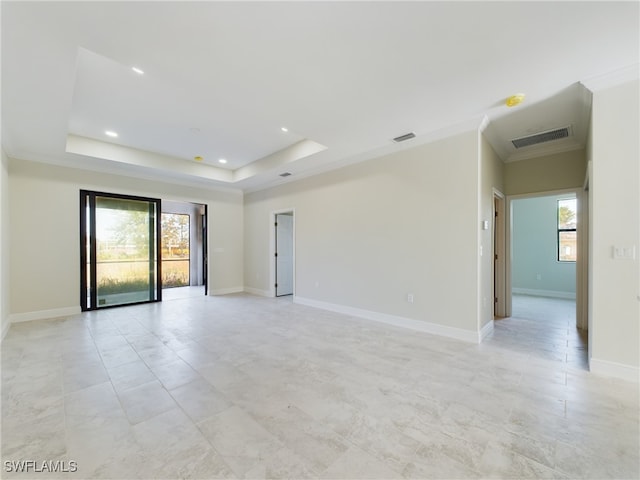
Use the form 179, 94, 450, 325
536, 274, 542, 280
407, 294, 414, 303
613, 246, 636, 260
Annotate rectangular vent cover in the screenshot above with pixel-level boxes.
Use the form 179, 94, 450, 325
511, 126, 571, 149
393, 132, 416, 142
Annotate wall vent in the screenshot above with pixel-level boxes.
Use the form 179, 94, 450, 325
511, 126, 571, 149
393, 132, 416, 143
279, 172, 292, 177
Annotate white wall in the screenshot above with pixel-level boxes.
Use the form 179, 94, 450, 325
479, 134, 504, 329
1, 148, 10, 339
8, 159, 244, 319
245, 130, 483, 341
512, 195, 577, 298
589, 78, 640, 381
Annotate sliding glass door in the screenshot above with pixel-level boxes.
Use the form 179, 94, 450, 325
81, 191, 162, 310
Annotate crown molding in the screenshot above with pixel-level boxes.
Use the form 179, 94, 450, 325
581, 64, 639, 93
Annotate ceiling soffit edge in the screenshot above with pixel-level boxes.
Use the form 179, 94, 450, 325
504, 142, 585, 164
8, 150, 243, 195
66, 134, 233, 182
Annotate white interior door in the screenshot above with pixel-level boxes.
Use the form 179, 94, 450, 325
276, 214, 293, 296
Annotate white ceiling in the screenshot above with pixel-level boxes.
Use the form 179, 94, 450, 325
2, 1, 638, 192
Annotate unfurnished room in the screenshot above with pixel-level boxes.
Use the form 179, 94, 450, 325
1, 1, 638, 479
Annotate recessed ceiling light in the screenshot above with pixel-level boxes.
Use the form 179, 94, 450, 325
105, 130, 118, 138
218, 159, 228, 164
132, 67, 144, 75
281, 127, 289, 132
194, 156, 203, 162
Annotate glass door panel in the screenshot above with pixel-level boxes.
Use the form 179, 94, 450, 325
81, 191, 161, 310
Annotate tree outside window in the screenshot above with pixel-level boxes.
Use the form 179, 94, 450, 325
161, 213, 190, 287
558, 198, 577, 262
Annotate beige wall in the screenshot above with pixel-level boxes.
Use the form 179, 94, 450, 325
1, 148, 10, 339
589, 79, 639, 378
245, 130, 481, 335
504, 149, 587, 196
479, 134, 504, 328
8, 159, 244, 317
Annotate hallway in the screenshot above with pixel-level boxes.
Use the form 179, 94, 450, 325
488, 294, 587, 370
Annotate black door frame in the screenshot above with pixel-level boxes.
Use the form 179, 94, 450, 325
80, 190, 162, 311
203, 204, 208, 295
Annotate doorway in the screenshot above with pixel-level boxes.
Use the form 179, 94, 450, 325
493, 190, 506, 318
273, 210, 294, 297
80, 190, 162, 311
499, 189, 587, 368
510, 191, 578, 313
161, 201, 207, 298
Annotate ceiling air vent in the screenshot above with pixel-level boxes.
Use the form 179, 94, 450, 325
279, 172, 292, 177
393, 132, 416, 143
511, 126, 571, 149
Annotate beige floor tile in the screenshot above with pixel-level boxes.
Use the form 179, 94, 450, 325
197, 405, 285, 477
116, 379, 178, 424
169, 377, 231, 423
320, 445, 403, 479
106, 359, 157, 393
149, 358, 201, 390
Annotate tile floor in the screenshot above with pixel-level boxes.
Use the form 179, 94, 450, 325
162, 286, 206, 302
1, 293, 638, 479
488, 295, 588, 371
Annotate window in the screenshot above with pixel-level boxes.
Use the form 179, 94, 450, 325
161, 213, 190, 287
558, 198, 577, 262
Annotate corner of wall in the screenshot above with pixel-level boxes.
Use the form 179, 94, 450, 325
1, 319, 10, 343
478, 129, 505, 333
0, 147, 10, 342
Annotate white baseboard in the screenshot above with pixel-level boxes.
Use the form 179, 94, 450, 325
244, 287, 271, 297
210, 287, 244, 296
9, 306, 81, 324
512, 288, 576, 300
590, 357, 639, 383
294, 296, 481, 343
479, 320, 494, 341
